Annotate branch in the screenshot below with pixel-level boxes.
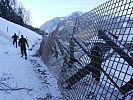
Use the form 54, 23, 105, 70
0, 87, 33, 93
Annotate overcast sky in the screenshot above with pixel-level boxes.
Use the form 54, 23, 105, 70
19, 0, 105, 28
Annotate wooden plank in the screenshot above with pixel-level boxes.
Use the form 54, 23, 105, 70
73, 36, 91, 57
63, 64, 92, 89
120, 78, 133, 94
98, 30, 133, 68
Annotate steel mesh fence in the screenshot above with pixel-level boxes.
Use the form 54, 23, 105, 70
46, 0, 133, 99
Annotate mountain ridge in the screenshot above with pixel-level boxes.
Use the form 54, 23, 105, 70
40, 11, 83, 33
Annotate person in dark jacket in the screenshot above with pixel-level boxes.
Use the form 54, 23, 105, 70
12, 33, 18, 48
18, 35, 29, 59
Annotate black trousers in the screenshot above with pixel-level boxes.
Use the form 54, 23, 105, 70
21, 46, 27, 57
13, 40, 17, 47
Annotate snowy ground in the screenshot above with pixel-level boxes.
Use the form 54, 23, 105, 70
0, 18, 62, 100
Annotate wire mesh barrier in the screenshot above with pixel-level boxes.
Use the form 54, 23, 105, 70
41, 0, 133, 99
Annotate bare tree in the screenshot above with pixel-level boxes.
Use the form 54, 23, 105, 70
17, 3, 25, 19
0, 0, 31, 26
24, 10, 31, 25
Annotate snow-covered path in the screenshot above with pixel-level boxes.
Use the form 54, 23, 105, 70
0, 35, 44, 99
0, 34, 62, 100
0, 19, 62, 99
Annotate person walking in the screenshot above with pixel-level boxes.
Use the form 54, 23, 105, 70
12, 33, 18, 48
18, 35, 29, 59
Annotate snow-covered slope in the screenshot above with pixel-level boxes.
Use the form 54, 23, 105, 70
40, 11, 83, 33
0, 17, 62, 100
0, 17, 41, 48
